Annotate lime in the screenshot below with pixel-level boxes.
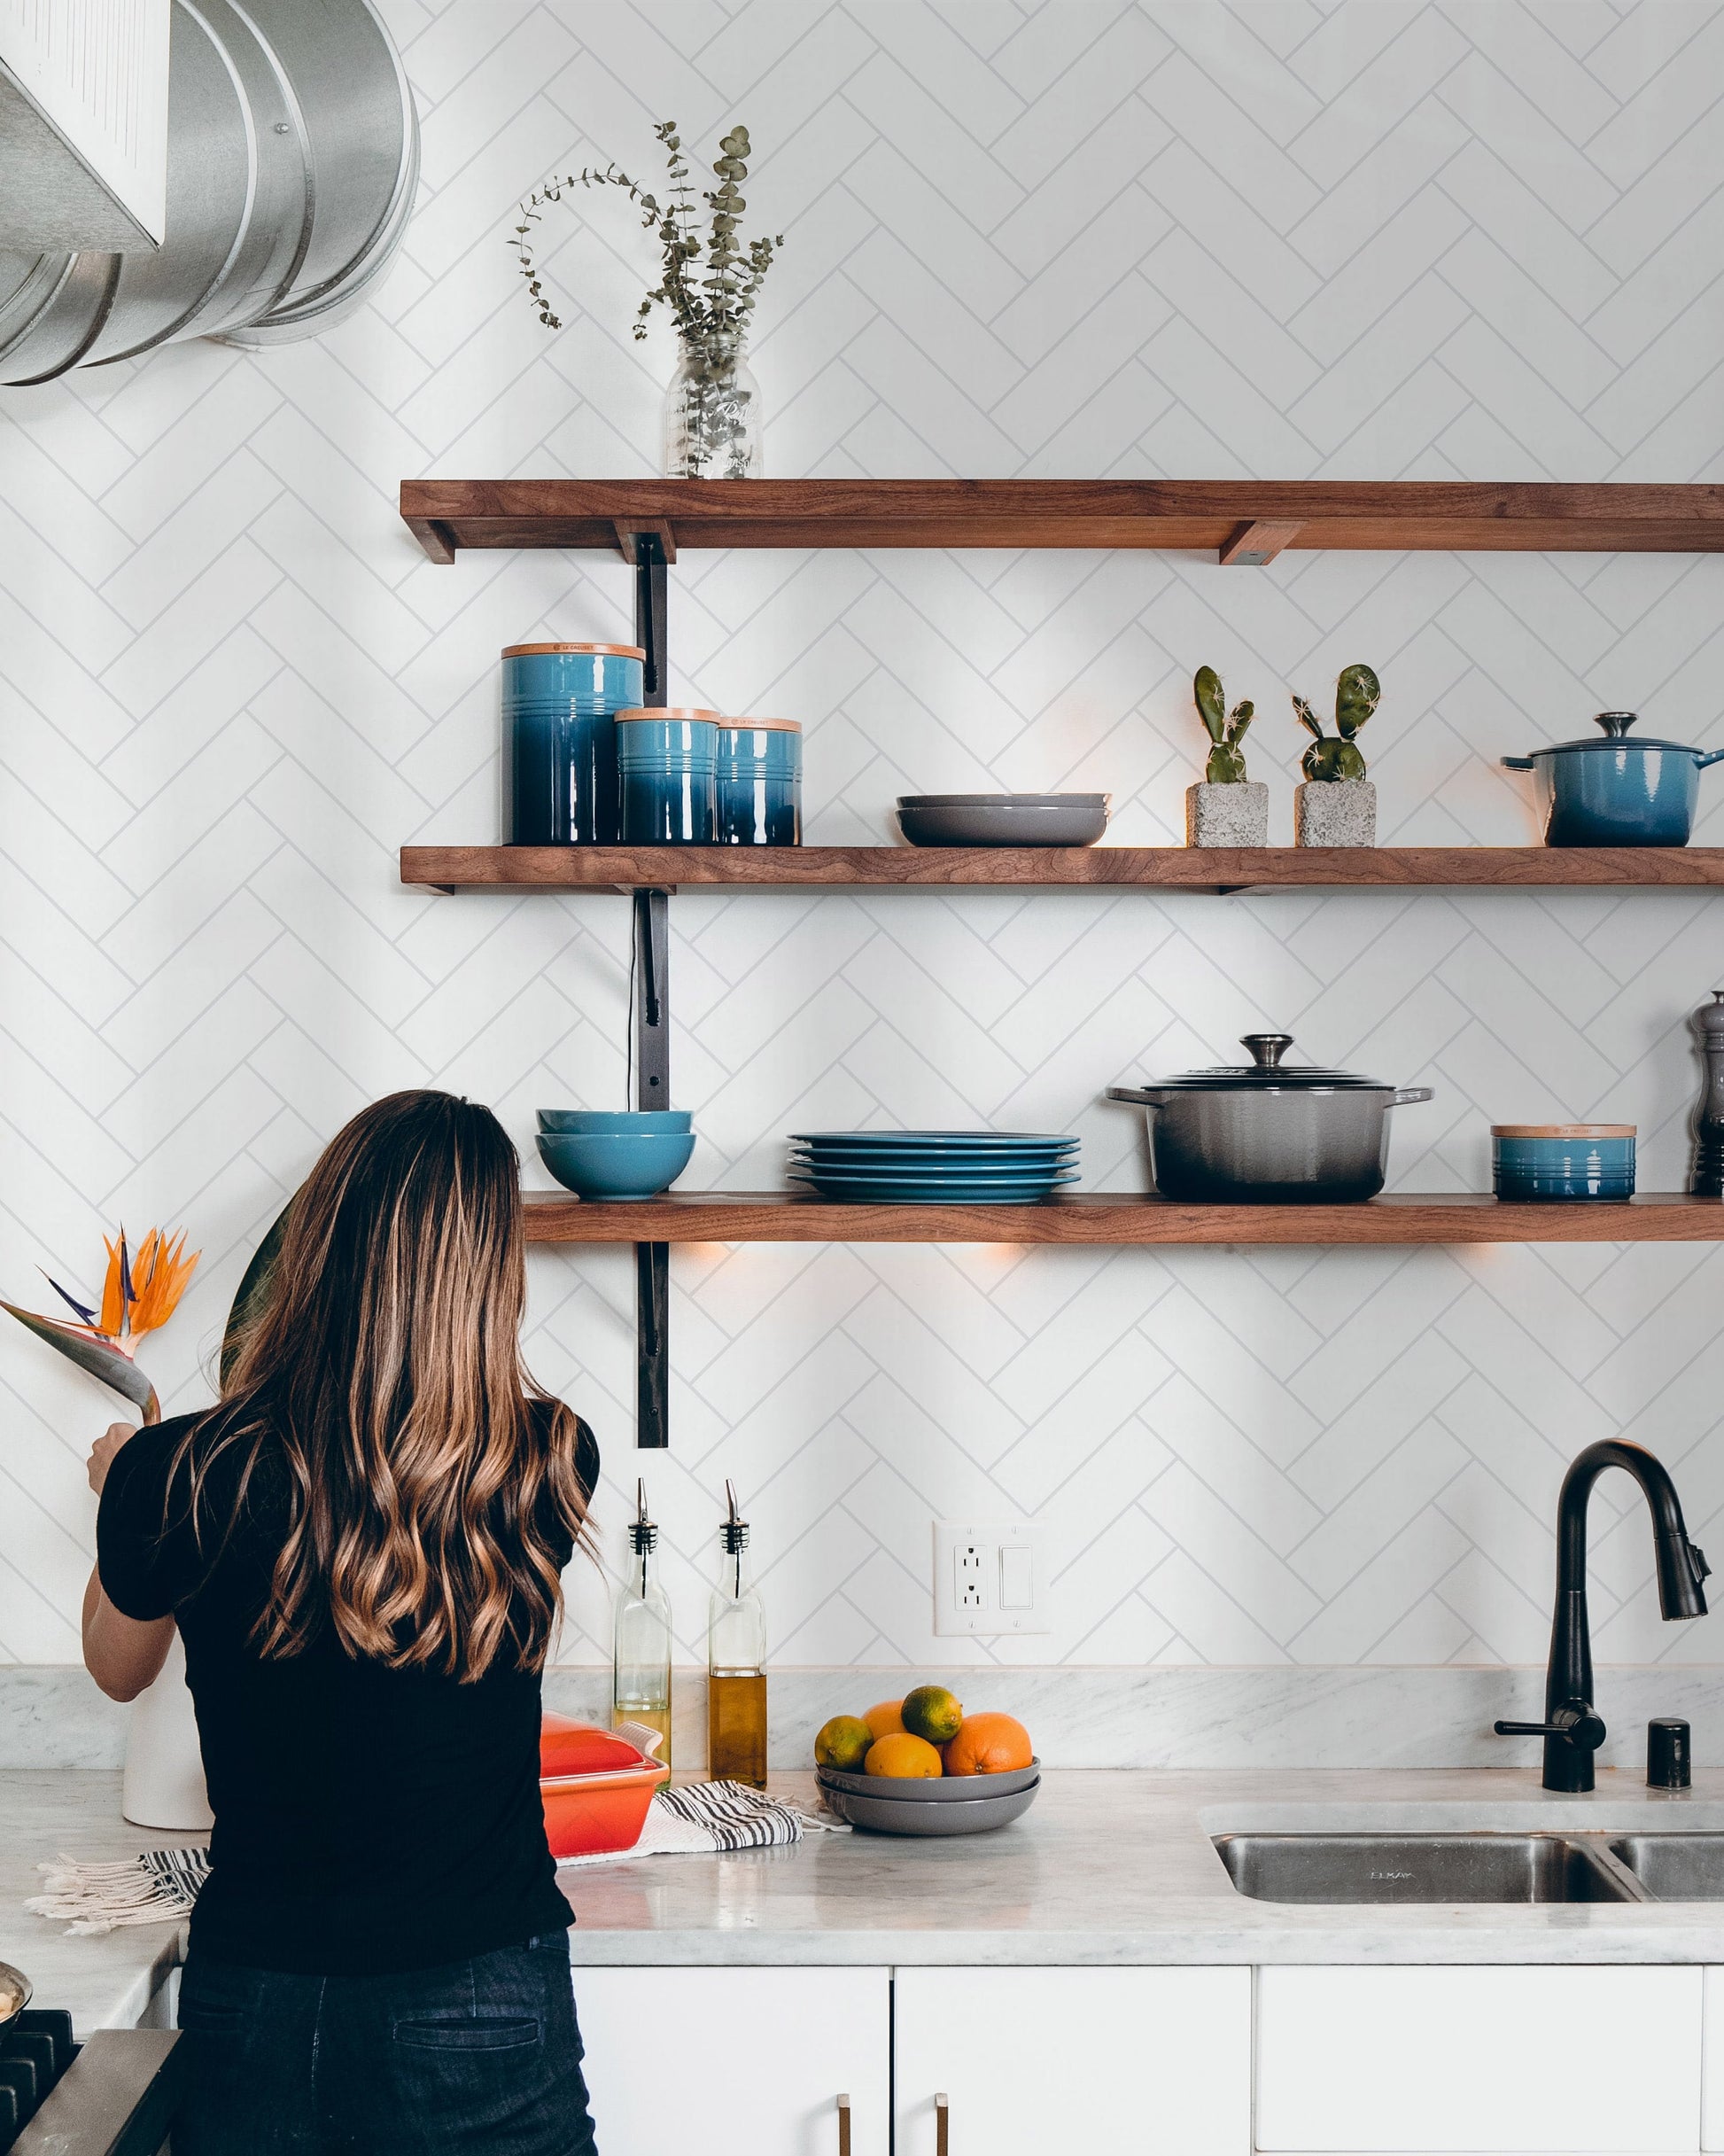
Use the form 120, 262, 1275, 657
813, 1715, 874, 1772
901, 1684, 964, 1745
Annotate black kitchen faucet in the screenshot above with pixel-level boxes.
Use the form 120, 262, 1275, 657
1494, 1439, 1710, 1793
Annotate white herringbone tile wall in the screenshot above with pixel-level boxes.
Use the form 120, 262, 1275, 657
3, 0, 1724, 1683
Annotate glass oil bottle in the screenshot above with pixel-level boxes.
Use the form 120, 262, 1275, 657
707, 1479, 767, 1787
612, 1479, 672, 1765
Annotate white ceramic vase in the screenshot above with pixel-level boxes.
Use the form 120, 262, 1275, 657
121, 1628, 213, 1831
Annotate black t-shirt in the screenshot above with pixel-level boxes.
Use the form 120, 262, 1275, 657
97, 1400, 596, 1977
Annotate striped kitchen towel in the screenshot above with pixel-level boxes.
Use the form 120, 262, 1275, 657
555, 1779, 848, 1866
27, 1845, 211, 1934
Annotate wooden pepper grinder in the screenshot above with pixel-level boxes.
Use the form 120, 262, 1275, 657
1692, 992, 1724, 1196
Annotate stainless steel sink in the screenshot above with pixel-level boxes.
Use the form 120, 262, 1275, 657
1214, 1833, 1641, 1904
1610, 1833, 1724, 1900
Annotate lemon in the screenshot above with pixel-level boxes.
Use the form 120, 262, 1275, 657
864, 1732, 943, 1779
814, 1715, 874, 1772
901, 1684, 964, 1746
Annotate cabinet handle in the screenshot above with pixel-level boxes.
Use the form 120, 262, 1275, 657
836, 2092, 850, 2156
936, 2090, 949, 2156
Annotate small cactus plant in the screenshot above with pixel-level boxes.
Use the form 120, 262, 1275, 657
1193, 665, 1254, 783
1293, 663, 1380, 782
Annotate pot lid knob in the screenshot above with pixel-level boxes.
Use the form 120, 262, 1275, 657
1595, 711, 1639, 738
1240, 1031, 1294, 1069
1696, 991, 1724, 1039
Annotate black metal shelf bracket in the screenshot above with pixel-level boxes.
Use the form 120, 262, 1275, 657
631, 528, 672, 1448
632, 885, 670, 1449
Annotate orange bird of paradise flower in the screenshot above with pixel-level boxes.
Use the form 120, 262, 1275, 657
3, 1226, 199, 1426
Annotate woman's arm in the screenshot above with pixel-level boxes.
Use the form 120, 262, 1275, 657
83, 1420, 175, 1702
82, 1569, 173, 1702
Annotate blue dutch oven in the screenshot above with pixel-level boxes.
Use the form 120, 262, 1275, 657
1502, 710, 1724, 846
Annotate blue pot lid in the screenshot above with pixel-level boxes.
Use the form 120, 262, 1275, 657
1534, 711, 1703, 755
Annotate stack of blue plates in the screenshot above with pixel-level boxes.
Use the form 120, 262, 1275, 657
789, 1131, 1079, 1203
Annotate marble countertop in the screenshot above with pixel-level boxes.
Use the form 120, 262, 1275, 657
563, 1767, 1724, 1968
16, 1766, 1724, 2032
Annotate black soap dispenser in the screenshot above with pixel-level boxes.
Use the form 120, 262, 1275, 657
1648, 1717, 1691, 1790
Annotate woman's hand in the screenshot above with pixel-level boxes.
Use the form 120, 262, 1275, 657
88, 1420, 136, 1498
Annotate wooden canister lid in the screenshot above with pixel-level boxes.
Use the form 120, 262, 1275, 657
616, 706, 722, 722
501, 642, 646, 660
1490, 1123, 1636, 1138
718, 715, 802, 733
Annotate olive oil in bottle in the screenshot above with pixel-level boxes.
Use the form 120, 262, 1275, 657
707, 1480, 767, 1787
612, 1480, 672, 1765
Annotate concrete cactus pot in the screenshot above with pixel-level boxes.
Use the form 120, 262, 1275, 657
1295, 778, 1376, 847
1186, 782, 1269, 847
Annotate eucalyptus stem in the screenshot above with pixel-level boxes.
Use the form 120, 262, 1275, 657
513, 120, 782, 367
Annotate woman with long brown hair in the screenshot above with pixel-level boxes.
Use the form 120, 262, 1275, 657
82, 1091, 601, 2154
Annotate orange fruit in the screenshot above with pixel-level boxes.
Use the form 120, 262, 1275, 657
863, 1699, 906, 1740
944, 1712, 1033, 1776
864, 1732, 944, 1779
902, 1684, 964, 1744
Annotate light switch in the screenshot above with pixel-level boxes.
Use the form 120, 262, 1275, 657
998, 1545, 1033, 1609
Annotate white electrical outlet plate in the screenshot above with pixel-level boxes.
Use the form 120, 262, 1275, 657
932, 1520, 1051, 1636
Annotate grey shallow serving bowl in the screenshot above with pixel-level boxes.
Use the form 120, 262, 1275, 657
817, 1759, 1040, 1802
897, 794, 1110, 847
818, 1775, 1040, 1835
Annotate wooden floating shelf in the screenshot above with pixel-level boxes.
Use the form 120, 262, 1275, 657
403, 844, 1724, 896
400, 479, 1724, 564
524, 1192, 1724, 1246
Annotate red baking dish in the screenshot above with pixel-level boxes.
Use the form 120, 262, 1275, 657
539, 1714, 669, 1860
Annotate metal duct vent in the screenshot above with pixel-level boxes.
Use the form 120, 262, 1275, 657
0, 0, 417, 383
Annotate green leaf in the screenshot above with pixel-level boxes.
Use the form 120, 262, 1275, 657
1292, 694, 1324, 742
0, 1303, 157, 1413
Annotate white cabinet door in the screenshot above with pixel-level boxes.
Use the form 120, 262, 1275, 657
894, 1965, 1250, 2155
572, 1965, 888, 2156
1255, 1965, 1703, 2152
1701, 1967, 1724, 2150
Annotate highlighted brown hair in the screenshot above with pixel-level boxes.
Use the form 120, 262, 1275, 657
193, 1091, 589, 1682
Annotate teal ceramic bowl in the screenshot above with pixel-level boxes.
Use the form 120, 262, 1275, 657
537, 1109, 693, 1134
1492, 1124, 1635, 1201
536, 1130, 695, 1200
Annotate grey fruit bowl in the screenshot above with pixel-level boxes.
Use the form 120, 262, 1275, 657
897, 794, 1110, 847
817, 1773, 1040, 1836
816, 1759, 1040, 1802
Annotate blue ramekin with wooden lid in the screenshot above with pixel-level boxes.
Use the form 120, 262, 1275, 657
616, 708, 719, 843
503, 641, 644, 844
1492, 1124, 1636, 1200
716, 717, 802, 845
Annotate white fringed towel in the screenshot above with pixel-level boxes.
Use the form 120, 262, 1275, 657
26, 1785, 843, 1932
28, 1846, 210, 1934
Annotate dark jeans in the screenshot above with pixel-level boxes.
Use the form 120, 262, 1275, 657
174, 1931, 597, 2155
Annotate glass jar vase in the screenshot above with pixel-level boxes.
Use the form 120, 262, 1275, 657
662, 338, 763, 479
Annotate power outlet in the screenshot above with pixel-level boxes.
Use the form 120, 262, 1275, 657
933, 1520, 1051, 1637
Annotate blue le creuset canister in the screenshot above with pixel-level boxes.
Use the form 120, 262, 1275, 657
1501, 711, 1724, 847
503, 642, 644, 845
716, 718, 802, 845
1492, 1124, 1636, 1201
617, 708, 719, 844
